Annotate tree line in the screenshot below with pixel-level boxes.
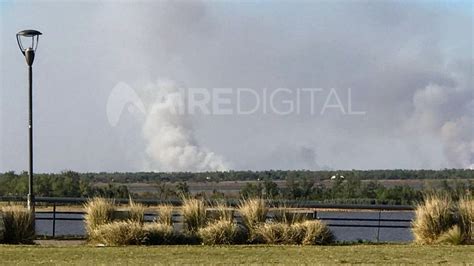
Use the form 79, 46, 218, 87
0, 171, 129, 198
0, 169, 472, 205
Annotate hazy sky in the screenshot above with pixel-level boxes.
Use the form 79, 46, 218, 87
1, 0, 472, 173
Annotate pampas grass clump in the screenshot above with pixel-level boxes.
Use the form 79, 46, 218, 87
412, 194, 456, 244
210, 203, 234, 223
255, 222, 292, 244
198, 219, 243, 245
84, 198, 115, 235
128, 198, 145, 224
436, 225, 463, 245
1, 205, 35, 244
299, 220, 335, 245
458, 197, 473, 244
182, 198, 207, 232
143, 222, 175, 245
91, 221, 146, 246
238, 198, 267, 230
156, 204, 174, 226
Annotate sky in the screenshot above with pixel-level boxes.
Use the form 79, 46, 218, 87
0, 0, 473, 173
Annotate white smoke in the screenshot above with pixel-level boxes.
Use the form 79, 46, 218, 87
440, 117, 474, 169
142, 80, 229, 172
407, 78, 473, 169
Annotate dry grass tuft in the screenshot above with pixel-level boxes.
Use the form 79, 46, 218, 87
458, 197, 473, 244
91, 221, 146, 246
412, 194, 456, 244
238, 198, 267, 230
156, 204, 174, 226
299, 220, 335, 245
436, 225, 463, 245
255, 222, 292, 244
182, 198, 207, 232
1, 205, 35, 244
198, 219, 243, 245
84, 198, 116, 236
128, 198, 145, 224
143, 222, 175, 245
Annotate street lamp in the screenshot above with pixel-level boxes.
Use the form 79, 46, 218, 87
16, 29, 42, 212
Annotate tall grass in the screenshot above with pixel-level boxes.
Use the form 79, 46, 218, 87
143, 222, 175, 245
299, 220, 335, 245
128, 198, 145, 224
91, 221, 146, 246
156, 204, 174, 226
1, 205, 35, 244
273, 208, 308, 225
255, 222, 292, 244
84, 198, 115, 235
458, 197, 473, 243
198, 219, 244, 245
255, 220, 334, 245
182, 198, 207, 232
436, 225, 463, 245
207, 202, 234, 223
412, 194, 456, 244
238, 198, 267, 230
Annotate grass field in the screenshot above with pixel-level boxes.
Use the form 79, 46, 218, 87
0, 244, 473, 264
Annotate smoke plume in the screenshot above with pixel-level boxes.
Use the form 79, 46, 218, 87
407, 74, 473, 168
142, 81, 229, 172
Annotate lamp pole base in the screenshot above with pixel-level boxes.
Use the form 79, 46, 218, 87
27, 194, 35, 213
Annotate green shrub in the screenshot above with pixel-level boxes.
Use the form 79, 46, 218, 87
198, 219, 246, 245
143, 222, 175, 245
412, 194, 456, 244
84, 198, 115, 236
156, 204, 174, 226
1, 205, 35, 244
182, 198, 207, 233
91, 221, 146, 246
299, 220, 335, 245
458, 197, 473, 244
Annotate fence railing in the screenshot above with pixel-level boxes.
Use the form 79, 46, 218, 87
0, 196, 415, 210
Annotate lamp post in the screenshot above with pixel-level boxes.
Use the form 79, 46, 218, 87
16, 29, 42, 212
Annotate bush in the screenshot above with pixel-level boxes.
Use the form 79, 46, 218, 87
156, 204, 174, 226
458, 197, 473, 243
299, 220, 335, 245
412, 194, 456, 244
1, 205, 35, 244
91, 221, 146, 246
84, 198, 115, 235
182, 198, 207, 233
199, 219, 246, 245
143, 222, 175, 245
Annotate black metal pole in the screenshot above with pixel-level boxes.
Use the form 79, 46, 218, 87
27, 64, 35, 213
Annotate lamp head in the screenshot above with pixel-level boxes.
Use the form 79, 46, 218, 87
16, 29, 42, 66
